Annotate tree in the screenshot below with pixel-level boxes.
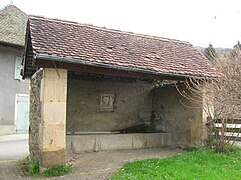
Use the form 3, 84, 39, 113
204, 44, 217, 64
177, 44, 241, 152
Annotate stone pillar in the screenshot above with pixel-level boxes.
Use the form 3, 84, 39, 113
190, 92, 208, 147
200, 92, 210, 143
39, 68, 67, 168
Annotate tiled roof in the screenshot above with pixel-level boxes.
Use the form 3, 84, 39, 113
0, 5, 27, 46
27, 16, 218, 78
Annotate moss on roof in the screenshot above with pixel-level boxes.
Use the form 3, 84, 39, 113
0, 5, 27, 46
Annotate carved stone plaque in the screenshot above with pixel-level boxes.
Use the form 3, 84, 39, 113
100, 94, 114, 111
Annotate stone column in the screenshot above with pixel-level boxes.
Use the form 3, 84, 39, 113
190, 91, 208, 146
39, 68, 67, 168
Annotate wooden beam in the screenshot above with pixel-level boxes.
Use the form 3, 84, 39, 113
34, 59, 186, 81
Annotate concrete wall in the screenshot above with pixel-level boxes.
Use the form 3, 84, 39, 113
67, 79, 154, 133
153, 86, 206, 147
0, 46, 30, 135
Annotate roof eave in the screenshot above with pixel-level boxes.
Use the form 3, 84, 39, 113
35, 53, 212, 80
0, 41, 24, 50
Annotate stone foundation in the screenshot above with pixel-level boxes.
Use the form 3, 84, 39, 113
41, 149, 66, 168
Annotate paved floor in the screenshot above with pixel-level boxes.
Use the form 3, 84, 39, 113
0, 148, 184, 180
65, 148, 184, 180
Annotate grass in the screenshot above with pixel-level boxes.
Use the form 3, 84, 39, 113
19, 156, 72, 177
112, 147, 241, 180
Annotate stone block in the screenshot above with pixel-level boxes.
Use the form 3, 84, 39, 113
40, 77, 67, 103
41, 102, 66, 124
144, 133, 161, 148
98, 134, 133, 150
69, 135, 96, 152
41, 149, 66, 168
43, 68, 67, 79
40, 123, 66, 151
132, 134, 146, 149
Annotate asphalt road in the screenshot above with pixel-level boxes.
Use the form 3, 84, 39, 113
0, 139, 29, 160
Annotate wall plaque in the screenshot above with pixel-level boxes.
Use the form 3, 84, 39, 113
100, 94, 114, 111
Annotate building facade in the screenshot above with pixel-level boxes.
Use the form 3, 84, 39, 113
23, 16, 218, 167
0, 5, 29, 135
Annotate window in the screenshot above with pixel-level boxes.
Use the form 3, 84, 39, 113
14, 57, 22, 80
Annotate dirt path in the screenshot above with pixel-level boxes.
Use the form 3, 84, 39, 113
0, 148, 184, 180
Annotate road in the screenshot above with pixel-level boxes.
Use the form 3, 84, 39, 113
0, 135, 29, 161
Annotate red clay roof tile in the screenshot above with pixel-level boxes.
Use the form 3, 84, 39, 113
27, 15, 218, 78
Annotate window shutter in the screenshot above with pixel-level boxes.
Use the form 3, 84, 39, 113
14, 57, 22, 80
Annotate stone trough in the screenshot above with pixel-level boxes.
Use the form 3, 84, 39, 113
66, 132, 172, 153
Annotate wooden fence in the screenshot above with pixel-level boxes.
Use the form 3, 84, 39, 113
215, 118, 241, 142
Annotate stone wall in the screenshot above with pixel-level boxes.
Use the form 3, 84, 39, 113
153, 85, 206, 147
67, 79, 154, 132
67, 79, 207, 147
29, 69, 43, 162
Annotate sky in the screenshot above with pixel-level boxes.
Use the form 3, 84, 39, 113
0, 0, 240, 48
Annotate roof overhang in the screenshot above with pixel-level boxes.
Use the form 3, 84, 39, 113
0, 41, 23, 50
31, 53, 211, 81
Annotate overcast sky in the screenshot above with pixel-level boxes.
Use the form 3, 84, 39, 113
1, 0, 240, 48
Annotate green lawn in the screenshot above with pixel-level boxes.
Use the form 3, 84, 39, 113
112, 147, 241, 180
